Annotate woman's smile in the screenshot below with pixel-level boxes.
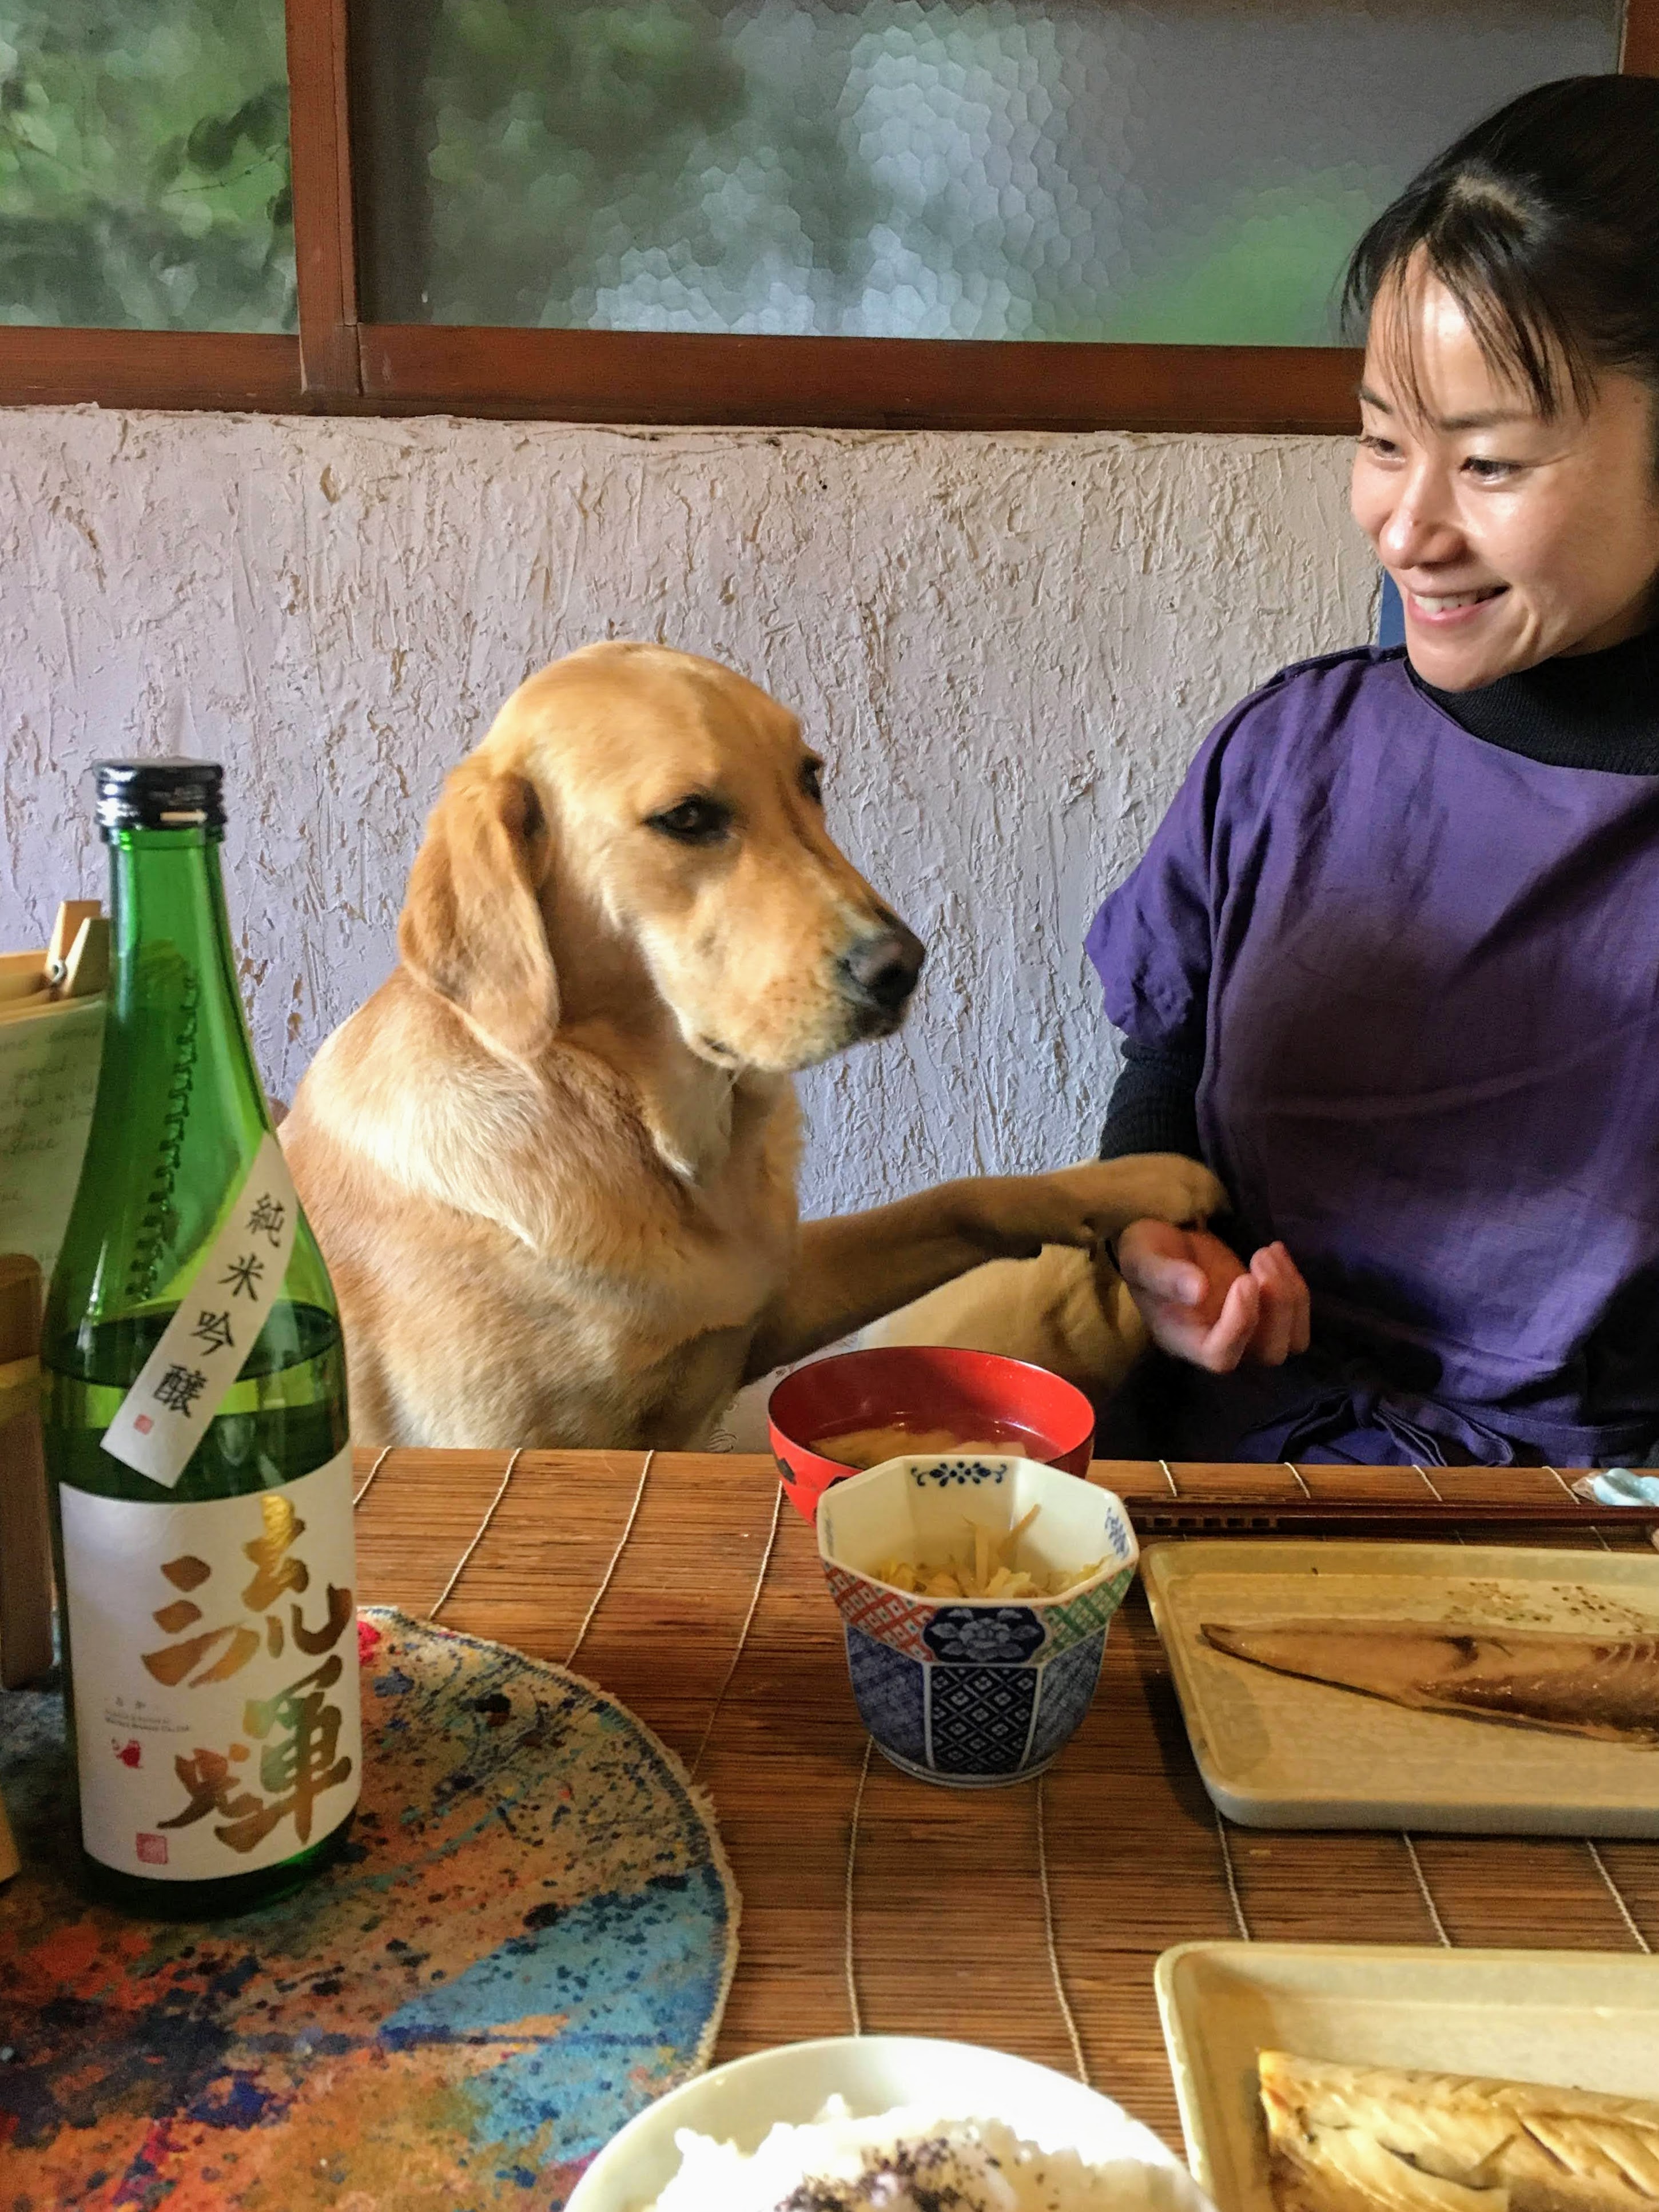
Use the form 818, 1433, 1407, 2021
1402, 583, 1508, 623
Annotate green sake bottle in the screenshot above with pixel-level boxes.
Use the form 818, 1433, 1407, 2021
42, 761, 360, 1916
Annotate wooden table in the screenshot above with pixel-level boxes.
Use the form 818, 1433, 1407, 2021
351, 1448, 1659, 2152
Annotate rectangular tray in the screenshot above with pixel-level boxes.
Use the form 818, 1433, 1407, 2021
1155, 1942, 1659, 2212
1141, 1538, 1659, 1835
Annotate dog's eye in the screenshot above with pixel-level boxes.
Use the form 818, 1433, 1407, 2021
647, 796, 732, 845
800, 760, 823, 805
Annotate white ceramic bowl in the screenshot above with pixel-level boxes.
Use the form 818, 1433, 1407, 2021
567, 2034, 1218, 2212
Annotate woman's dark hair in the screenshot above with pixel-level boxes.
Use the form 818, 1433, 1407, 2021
1343, 75, 1659, 420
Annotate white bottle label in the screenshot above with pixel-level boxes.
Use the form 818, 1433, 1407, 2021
59, 1446, 361, 1880
101, 1131, 299, 1490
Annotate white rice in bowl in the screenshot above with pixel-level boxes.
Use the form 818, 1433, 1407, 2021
647, 2096, 1157, 2211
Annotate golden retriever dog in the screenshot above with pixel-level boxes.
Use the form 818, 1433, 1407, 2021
281, 643, 1220, 1450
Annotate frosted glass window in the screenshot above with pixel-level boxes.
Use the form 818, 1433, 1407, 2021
0, 0, 295, 331
352, 0, 1619, 341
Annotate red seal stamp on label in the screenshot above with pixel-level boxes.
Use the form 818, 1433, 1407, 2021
136, 1832, 168, 1865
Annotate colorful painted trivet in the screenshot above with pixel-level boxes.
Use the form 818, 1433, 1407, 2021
0, 1607, 740, 2211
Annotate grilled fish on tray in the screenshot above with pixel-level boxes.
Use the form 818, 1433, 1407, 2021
1259, 2050, 1659, 2212
1200, 1621, 1659, 1745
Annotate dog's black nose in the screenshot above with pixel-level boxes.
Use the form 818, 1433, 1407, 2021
841, 922, 926, 1012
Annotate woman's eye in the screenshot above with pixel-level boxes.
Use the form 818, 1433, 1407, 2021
1358, 433, 1401, 460
648, 796, 732, 845
1464, 456, 1520, 482
801, 761, 823, 805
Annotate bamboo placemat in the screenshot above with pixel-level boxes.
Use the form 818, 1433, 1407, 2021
348, 1447, 1659, 2151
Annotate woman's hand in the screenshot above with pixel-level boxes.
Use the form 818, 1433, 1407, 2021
1115, 1219, 1310, 1372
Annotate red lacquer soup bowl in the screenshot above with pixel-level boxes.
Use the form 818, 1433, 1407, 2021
767, 1344, 1096, 1523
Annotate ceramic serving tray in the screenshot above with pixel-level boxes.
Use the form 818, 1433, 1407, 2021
1154, 1942, 1659, 2212
1141, 1539, 1659, 1834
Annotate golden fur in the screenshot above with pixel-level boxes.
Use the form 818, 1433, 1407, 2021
282, 643, 1219, 1449
865, 1246, 1151, 1404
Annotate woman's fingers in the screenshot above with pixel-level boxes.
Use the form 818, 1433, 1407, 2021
1262, 1241, 1312, 1356
1121, 1247, 1208, 1308
1140, 1264, 1257, 1372
1116, 1219, 1215, 1308
1286, 1248, 1312, 1354
1246, 1242, 1312, 1364
1248, 1287, 1290, 1367
1256, 1247, 1309, 1362
1192, 1270, 1261, 1372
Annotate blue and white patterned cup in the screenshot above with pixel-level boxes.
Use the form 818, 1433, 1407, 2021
817, 1455, 1138, 1788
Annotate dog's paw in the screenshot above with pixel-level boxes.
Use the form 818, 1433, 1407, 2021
1033, 1154, 1226, 1249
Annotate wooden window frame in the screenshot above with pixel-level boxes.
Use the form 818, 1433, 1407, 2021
2, 0, 1654, 428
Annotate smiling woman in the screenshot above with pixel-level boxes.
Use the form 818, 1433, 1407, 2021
1073, 73, 1659, 1471
1346, 77, 1659, 685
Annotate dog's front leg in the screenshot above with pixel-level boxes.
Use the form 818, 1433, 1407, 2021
742, 1153, 1223, 1378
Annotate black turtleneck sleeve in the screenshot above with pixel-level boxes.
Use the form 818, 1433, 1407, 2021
1098, 1037, 1204, 1163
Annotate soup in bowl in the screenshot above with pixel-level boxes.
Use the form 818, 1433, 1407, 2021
767, 1344, 1095, 1522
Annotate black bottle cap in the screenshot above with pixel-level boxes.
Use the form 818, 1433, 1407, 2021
94, 760, 226, 836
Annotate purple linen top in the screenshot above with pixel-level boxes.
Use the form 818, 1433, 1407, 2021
1085, 646, 1659, 1468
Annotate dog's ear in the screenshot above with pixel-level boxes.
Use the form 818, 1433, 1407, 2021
399, 762, 558, 1063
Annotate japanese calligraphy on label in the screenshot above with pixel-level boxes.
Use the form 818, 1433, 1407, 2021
59, 1448, 360, 1879
101, 1132, 299, 1487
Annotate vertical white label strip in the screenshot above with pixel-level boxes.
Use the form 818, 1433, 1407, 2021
101, 1132, 299, 1489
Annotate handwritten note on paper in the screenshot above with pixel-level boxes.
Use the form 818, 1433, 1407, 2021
0, 998, 105, 1278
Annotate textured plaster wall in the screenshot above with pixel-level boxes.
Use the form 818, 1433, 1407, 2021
0, 409, 1375, 1217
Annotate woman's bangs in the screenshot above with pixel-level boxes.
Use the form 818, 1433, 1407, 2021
1369, 240, 1588, 424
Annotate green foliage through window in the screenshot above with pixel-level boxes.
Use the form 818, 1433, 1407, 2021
354, 0, 1620, 344
0, 0, 294, 331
